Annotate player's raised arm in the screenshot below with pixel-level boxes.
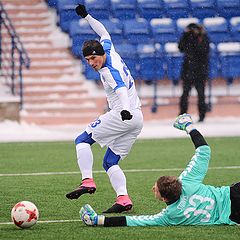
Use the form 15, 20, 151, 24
173, 114, 211, 183
75, 4, 111, 41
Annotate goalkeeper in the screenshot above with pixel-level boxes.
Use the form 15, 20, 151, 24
80, 114, 240, 227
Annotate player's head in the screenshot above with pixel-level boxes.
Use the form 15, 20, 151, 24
82, 40, 106, 71
152, 176, 182, 203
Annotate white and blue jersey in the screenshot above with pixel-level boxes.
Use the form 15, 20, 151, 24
84, 14, 143, 157
98, 38, 141, 112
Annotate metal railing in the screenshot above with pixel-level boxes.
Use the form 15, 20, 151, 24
0, 1, 30, 109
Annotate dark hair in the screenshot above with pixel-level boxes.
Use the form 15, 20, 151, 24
82, 40, 105, 57
187, 23, 201, 31
157, 176, 182, 202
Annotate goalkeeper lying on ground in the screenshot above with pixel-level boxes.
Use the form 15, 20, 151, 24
80, 114, 240, 227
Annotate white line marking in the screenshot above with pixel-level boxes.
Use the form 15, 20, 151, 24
0, 219, 81, 225
0, 166, 240, 177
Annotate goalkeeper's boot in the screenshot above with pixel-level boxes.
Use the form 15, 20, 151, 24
173, 113, 193, 131
103, 195, 132, 213
66, 178, 96, 199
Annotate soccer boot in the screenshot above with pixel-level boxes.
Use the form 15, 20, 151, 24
103, 195, 132, 213
173, 113, 193, 131
66, 178, 96, 199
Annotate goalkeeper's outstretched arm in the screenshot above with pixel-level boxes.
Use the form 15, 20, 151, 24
173, 113, 208, 149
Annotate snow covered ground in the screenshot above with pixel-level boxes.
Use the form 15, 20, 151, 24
0, 116, 240, 143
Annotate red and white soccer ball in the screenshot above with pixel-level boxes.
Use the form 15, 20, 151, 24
11, 201, 39, 229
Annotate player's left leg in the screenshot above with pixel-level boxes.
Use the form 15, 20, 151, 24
102, 148, 132, 213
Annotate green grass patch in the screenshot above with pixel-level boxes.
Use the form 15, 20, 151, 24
0, 137, 240, 240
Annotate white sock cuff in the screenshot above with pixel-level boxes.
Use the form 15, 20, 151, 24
106, 165, 121, 177
186, 124, 196, 134
97, 215, 105, 226
76, 142, 90, 151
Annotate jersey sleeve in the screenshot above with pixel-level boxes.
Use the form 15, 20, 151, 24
179, 145, 211, 184
126, 209, 170, 226
85, 14, 111, 41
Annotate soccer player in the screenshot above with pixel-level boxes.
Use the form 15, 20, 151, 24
80, 114, 240, 226
65, 5, 143, 213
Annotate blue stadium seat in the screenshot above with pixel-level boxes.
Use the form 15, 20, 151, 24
123, 18, 152, 44
57, 0, 82, 10
176, 18, 200, 38
150, 18, 178, 44
218, 42, 240, 83
203, 17, 232, 43
137, 44, 164, 81
164, 42, 183, 85
189, 0, 217, 19
137, 0, 165, 20
230, 17, 240, 42
209, 43, 220, 80
155, 43, 166, 80
85, 0, 111, 19
47, 0, 58, 8
57, 0, 84, 32
69, 19, 98, 57
216, 0, 240, 19
111, 0, 137, 20
162, 0, 190, 19
114, 43, 139, 78
101, 19, 124, 44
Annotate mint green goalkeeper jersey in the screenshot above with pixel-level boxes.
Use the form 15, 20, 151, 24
126, 145, 237, 226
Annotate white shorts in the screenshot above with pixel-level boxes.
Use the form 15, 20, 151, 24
85, 109, 143, 158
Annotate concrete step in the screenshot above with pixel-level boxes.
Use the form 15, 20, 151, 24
21, 112, 100, 125
1, 0, 42, 5
23, 96, 106, 105
23, 87, 88, 97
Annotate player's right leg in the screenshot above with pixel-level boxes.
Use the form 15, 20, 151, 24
66, 131, 96, 199
102, 148, 133, 213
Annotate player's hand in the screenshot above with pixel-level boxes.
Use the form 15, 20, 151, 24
120, 110, 133, 121
80, 204, 98, 226
173, 113, 193, 131
75, 4, 88, 18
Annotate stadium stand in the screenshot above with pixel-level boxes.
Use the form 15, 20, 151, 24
85, 0, 111, 20
100, 18, 124, 44
163, 42, 183, 86
203, 17, 232, 43
137, 0, 165, 20
57, 0, 84, 32
162, 0, 190, 19
123, 18, 152, 44
189, 0, 217, 19
216, 0, 240, 19
218, 42, 240, 84
209, 43, 221, 80
111, 0, 137, 20
150, 18, 178, 44
230, 17, 240, 42
1, 0, 240, 124
137, 43, 164, 81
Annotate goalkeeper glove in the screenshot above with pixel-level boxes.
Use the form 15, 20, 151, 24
79, 204, 105, 226
173, 113, 195, 134
120, 110, 133, 121
75, 4, 88, 18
